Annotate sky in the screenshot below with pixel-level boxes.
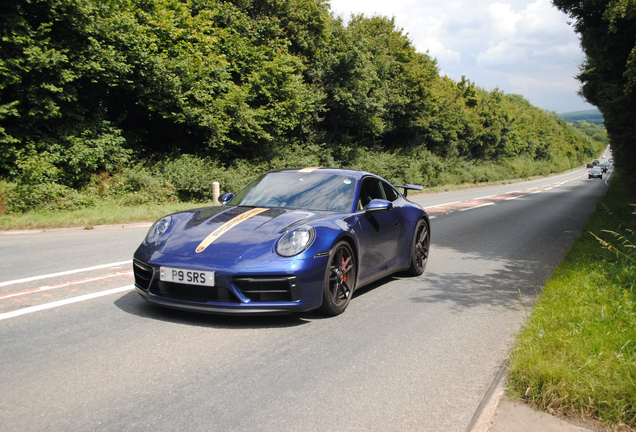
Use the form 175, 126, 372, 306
328, 0, 596, 114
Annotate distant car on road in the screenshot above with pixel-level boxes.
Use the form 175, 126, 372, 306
589, 167, 603, 179
593, 160, 600, 166
601, 162, 610, 173
586, 163, 594, 168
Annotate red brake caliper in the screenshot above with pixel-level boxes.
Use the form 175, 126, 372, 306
342, 257, 346, 282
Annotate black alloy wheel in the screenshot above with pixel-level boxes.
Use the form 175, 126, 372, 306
319, 241, 356, 316
407, 219, 429, 276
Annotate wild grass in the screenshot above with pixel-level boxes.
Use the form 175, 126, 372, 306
508, 173, 636, 428
0, 201, 216, 231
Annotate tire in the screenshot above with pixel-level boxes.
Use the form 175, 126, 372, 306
407, 219, 430, 276
318, 241, 356, 316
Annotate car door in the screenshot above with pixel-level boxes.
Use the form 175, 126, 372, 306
355, 177, 401, 282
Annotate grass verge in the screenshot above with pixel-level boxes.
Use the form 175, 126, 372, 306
508, 171, 636, 428
0, 202, 216, 231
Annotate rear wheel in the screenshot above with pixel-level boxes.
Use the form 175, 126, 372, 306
407, 219, 429, 276
319, 241, 356, 316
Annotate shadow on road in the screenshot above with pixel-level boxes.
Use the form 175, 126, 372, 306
113, 276, 393, 328
113, 291, 313, 329
409, 259, 543, 313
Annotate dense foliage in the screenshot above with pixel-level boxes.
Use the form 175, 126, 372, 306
0, 0, 606, 213
553, 0, 636, 185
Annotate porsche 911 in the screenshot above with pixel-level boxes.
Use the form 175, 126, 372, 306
133, 168, 430, 316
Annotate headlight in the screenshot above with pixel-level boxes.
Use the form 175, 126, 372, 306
276, 226, 315, 257
146, 216, 172, 244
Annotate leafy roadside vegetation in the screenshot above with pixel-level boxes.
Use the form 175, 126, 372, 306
554, 0, 636, 186
0, 148, 587, 230
0, 0, 607, 220
508, 172, 636, 428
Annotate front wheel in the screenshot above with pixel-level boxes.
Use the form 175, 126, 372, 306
407, 219, 430, 276
318, 241, 356, 316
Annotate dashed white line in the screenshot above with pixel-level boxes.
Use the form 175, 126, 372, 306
459, 202, 496, 211
426, 201, 461, 209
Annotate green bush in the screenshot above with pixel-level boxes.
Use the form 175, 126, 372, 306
160, 155, 228, 202
0, 180, 11, 215
107, 166, 176, 205
5, 182, 95, 213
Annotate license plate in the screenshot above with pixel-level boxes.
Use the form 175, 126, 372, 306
160, 266, 215, 286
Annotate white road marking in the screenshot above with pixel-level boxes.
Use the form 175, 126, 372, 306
0, 271, 133, 300
0, 261, 132, 288
426, 201, 461, 208
459, 202, 496, 211
0, 285, 134, 321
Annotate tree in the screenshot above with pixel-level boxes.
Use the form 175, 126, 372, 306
552, 0, 636, 184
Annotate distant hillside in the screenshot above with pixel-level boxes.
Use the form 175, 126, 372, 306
558, 109, 604, 125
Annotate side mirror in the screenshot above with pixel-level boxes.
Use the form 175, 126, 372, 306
219, 192, 234, 205
365, 199, 392, 214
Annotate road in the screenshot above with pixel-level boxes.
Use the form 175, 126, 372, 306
0, 165, 611, 431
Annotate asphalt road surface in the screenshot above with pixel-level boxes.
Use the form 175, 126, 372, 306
0, 165, 612, 431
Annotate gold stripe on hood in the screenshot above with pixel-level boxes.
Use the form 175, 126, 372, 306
195, 208, 268, 253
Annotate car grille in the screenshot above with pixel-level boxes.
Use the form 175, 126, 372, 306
234, 276, 301, 302
133, 260, 153, 290
134, 261, 300, 303
150, 281, 239, 303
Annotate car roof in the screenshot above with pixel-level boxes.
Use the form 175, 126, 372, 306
266, 167, 377, 181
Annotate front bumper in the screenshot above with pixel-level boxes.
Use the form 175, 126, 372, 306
132, 254, 327, 315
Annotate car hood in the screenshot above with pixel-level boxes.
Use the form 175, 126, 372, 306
160, 206, 325, 260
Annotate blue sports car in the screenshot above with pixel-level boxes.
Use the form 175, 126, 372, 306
133, 168, 430, 316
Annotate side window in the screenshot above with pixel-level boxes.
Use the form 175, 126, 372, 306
381, 181, 399, 202
357, 178, 386, 211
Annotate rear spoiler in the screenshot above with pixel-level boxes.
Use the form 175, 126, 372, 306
394, 184, 423, 198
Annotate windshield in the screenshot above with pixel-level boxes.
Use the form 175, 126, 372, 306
228, 172, 356, 212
